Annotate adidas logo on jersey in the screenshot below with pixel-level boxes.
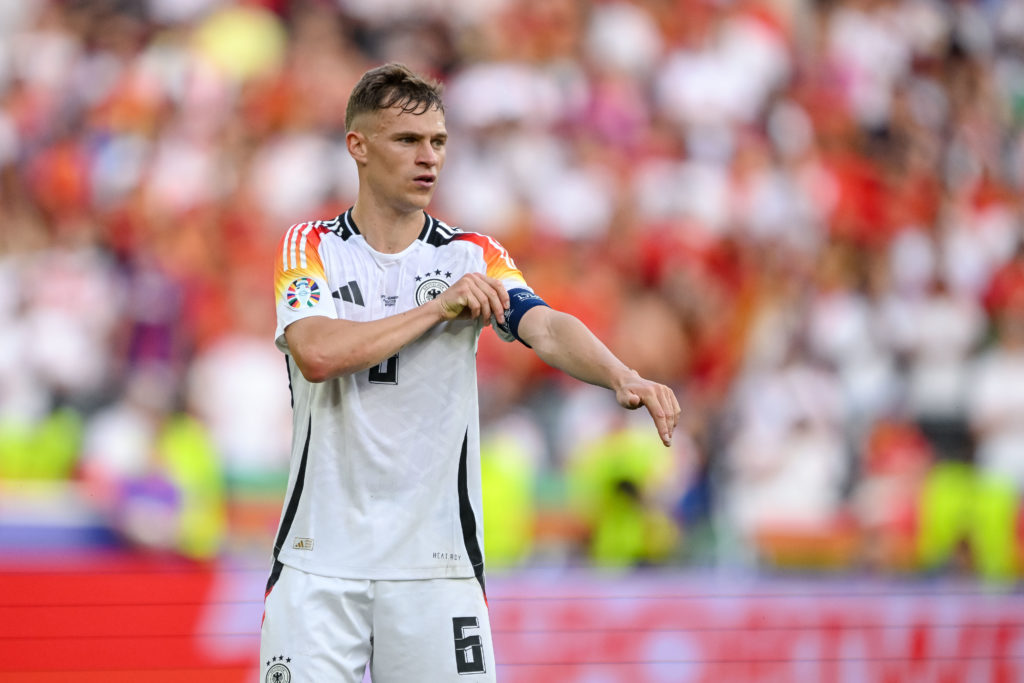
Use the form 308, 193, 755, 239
333, 281, 364, 306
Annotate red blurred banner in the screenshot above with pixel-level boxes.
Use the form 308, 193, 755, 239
2, 558, 1021, 683
0, 553, 261, 682
489, 573, 1024, 683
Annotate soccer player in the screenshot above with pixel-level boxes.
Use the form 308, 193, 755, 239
261, 63, 680, 682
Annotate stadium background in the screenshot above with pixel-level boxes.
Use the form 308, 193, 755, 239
2, 0, 1024, 680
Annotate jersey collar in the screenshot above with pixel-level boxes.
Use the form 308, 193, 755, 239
341, 208, 434, 244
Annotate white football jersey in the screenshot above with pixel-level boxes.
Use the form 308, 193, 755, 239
269, 209, 533, 588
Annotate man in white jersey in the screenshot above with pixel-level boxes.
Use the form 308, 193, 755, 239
261, 63, 681, 683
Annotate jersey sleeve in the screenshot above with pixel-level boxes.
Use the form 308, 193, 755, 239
273, 223, 337, 352
453, 232, 549, 345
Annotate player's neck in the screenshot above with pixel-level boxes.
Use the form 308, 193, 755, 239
351, 198, 424, 254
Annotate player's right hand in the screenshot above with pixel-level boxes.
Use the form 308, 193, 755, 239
434, 273, 509, 324
614, 371, 681, 447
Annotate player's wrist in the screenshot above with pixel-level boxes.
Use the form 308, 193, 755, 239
609, 367, 641, 393
426, 297, 451, 323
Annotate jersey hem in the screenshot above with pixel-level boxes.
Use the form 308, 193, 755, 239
278, 556, 479, 581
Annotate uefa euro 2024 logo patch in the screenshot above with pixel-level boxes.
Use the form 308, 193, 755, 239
286, 278, 320, 309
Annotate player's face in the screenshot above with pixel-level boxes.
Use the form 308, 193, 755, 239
355, 104, 448, 214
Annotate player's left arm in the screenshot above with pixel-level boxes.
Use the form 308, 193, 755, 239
517, 306, 681, 447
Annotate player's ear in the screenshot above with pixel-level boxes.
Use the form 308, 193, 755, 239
346, 130, 368, 165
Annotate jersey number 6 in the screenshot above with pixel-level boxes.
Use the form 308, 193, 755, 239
452, 616, 486, 674
368, 353, 399, 384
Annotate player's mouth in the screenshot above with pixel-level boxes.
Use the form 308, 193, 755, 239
413, 174, 436, 188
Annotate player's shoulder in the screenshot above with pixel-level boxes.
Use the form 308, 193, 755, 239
277, 214, 355, 272
423, 214, 506, 253
281, 214, 350, 243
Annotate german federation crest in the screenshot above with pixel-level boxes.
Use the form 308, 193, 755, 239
265, 656, 291, 683
416, 277, 449, 305
286, 278, 320, 309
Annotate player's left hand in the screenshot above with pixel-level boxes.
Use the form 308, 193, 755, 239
434, 272, 509, 324
614, 371, 681, 447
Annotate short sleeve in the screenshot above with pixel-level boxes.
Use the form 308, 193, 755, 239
273, 223, 337, 352
452, 232, 547, 345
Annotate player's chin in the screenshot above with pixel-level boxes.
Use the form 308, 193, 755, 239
402, 193, 434, 212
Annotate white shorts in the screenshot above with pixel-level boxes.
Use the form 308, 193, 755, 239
260, 564, 496, 683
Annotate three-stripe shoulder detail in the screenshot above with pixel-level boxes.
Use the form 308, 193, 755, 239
280, 216, 349, 271
280, 222, 320, 272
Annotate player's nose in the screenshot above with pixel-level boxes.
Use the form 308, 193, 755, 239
416, 141, 439, 166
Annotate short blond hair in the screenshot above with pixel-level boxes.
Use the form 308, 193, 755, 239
345, 63, 444, 131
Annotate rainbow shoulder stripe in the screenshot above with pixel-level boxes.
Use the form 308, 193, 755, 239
453, 232, 525, 285
274, 222, 331, 306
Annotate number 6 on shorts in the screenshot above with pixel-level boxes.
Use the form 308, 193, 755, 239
452, 617, 486, 675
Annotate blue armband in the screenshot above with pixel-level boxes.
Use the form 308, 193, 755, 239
498, 287, 549, 347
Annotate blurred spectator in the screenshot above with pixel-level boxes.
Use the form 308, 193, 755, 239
20, 239, 123, 410
186, 328, 291, 486
916, 457, 1018, 583
185, 264, 291, 487
480, 413, 545, 569
967, 306, 1024, 494
902, 273, 986, 428
851, 416, 933, 573
913, 304, 1024, 583
0, 407, 82, 481
805, 239, 900, 435
720, 342, 849, 567
983, 240, 1024, 316
566, 413, 690, 568
81, 365, 226, 559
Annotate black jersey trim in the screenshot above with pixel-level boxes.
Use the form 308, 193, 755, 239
340, 208, 438, 244
284, 356, 294, 409
457, 430, 486, 595
416, 212, 433, 242
338, 209, 359, 240
266, 414, 313, 594
423, 215, 460, 248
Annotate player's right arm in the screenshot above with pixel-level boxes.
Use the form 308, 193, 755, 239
285, 272, 509, 383
275, 223, 507, 383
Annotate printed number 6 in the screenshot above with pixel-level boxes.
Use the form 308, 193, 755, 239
452, 616, 486, 675
368, 354, 399, 384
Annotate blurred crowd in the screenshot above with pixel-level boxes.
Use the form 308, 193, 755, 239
1, 0, 1024, 582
